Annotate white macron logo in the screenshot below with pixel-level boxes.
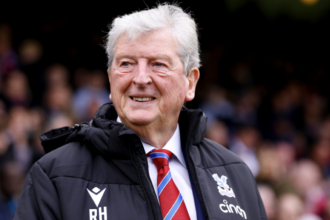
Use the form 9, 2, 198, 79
87, 187, 106, 207
87, 187, 108, 220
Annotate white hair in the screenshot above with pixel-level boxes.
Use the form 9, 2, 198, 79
104, 4, 200, 75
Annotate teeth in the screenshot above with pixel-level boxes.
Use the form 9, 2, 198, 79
132, 97, 154, 102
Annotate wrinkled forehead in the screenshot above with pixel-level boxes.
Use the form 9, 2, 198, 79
114, 28, 179, 55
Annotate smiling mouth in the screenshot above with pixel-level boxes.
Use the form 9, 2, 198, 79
130, 97, 155, 102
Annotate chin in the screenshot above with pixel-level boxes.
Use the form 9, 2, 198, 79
125, 115, 155, 126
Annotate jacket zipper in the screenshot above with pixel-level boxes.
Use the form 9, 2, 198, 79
129, 142, 160, 220
186, 143, 210, 220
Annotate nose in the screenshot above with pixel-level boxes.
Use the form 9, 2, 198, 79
133, 60, 152, 86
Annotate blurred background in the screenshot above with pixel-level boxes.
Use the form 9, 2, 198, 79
1, 0, 330, 219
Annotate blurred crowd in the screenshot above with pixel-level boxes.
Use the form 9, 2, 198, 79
0, 23, 110, 219
194, 45, 330, 220
0, 19, 330, 220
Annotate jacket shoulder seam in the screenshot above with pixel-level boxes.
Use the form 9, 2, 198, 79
35, 161, 48, 176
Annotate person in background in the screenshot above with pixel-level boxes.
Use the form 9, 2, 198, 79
72, 69, 109, 121
0, 24, 18, 80
230, 125, 260, 176
0, 160, 24, 220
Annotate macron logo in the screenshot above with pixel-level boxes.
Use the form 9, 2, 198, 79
87, 187, 106, 207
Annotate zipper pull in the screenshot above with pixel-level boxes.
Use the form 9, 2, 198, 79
72, 124, 81, 130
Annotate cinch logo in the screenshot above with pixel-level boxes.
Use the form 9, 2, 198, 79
212, 174, 235, 198
219, 200, 247, 219
87, 187, 107, 220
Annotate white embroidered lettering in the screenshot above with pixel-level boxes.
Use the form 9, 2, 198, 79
89, 209, 97, 220
219, 204, 228, 213
99, 206, 107, 220
219, 200, 247, 219
229, 204, 237, 213
236, 207, 247, 219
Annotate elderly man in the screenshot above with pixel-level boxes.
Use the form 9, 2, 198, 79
15, 4, 267, 220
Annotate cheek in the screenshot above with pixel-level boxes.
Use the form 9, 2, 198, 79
155, 75, 187, 109
109, 75, 132, 104
167, 82, 186, 105
175, 78, 188, 100
110, 74, 130, 91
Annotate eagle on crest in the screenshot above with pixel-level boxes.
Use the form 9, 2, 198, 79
212, 174, 236, 198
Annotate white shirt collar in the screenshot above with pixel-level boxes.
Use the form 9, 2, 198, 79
116, 117, 185, 168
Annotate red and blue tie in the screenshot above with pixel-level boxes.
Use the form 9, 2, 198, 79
149, 149, 190, 220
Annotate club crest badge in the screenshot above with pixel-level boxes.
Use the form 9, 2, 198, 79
212, 174, 235, 198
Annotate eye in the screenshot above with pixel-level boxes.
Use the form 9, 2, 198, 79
121, 62, 130, 66
155, 62, 164, 67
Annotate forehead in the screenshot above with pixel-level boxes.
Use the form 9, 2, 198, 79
114, 29, 179, 58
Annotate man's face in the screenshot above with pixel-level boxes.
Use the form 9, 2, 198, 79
109, 29, 198, 131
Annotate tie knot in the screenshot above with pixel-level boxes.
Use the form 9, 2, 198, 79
149, 149, 173, 170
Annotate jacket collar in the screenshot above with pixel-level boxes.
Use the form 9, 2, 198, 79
40, 103, 207, 155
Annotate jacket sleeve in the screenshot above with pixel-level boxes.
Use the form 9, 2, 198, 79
14, 162, 62, 220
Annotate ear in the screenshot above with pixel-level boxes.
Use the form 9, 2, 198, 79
185, 68, 200, 102
107, 69, 112, 101
107, 69, 111, 80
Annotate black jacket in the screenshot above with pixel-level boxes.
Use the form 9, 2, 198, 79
14, 103, 267, 220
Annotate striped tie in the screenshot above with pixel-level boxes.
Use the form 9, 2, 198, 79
149, 149, 190, 220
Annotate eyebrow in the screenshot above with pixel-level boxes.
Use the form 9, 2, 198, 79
115, 53, 135, 60
115, 53, 173, 63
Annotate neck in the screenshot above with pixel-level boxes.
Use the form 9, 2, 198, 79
119, 118, 178, 149
136, 123, 177, 149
